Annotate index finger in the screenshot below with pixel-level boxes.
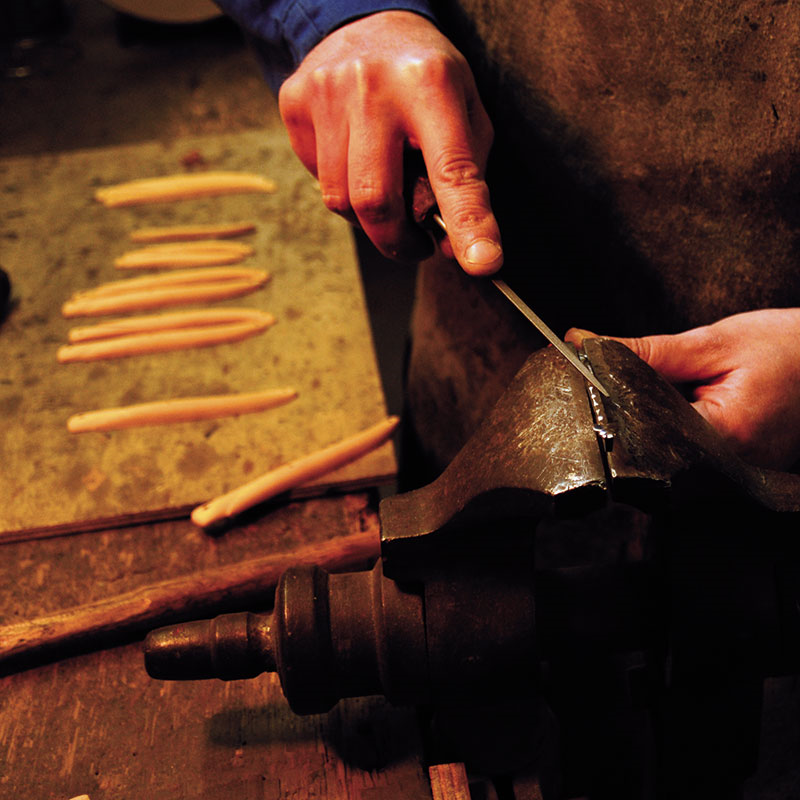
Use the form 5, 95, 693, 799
412, 71, 502, 275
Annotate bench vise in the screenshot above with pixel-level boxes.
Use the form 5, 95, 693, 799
144, 339, 800, 797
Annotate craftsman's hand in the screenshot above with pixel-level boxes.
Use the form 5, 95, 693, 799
566, 308, 800, 470
278, 11, 502, 274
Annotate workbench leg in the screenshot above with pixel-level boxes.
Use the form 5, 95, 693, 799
429, 763, 472, 800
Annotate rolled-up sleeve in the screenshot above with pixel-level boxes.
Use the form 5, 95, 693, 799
214, 0, 437, 92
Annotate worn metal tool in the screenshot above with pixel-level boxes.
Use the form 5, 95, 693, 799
411, 173, 610, 396
145, 340, 800, 797
491, 276, 610, 396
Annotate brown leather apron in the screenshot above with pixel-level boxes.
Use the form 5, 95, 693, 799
406, 0, 800, 473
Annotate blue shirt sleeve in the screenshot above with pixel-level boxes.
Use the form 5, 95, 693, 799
214, 0, 438, 92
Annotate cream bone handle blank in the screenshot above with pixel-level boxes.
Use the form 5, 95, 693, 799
68, 266, 269, 298
57, 318, 274, 362
67, 388, 298, 432
191, 416, 400, 528
62, 283, 268, 317
67, 308, 274, 343
130, 222, 257, 243
114, 241, 255, 269
94, 171, 277, 207
62, 270, 270, 317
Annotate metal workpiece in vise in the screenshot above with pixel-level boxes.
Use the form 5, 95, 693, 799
144, 339, 800, 793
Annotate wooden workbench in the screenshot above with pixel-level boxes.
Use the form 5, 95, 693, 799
0, 494, 432, 799
0, 129, 430, 799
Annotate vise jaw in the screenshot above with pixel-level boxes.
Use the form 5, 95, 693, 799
382, 336, 800, 577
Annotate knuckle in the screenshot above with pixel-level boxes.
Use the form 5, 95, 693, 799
629, 336, 653, 363
350, 58, 383, 96
433, 153, 483, 187
278, 81, 303, 122
308, 66, 345, 104
278, 72, 301, 102
448, 205, 492, 232
320, 191, 351, 217
280, 66, 339, 110
279, 78, 321, 130
350, 184, 396, 223
433, 164, 493, 232
403, 51, 465, 87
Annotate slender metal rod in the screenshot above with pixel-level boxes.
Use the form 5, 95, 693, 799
491, 278, 610, 397
431, 212, 610, 397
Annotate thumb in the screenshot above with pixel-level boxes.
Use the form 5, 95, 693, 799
417, 87, 503, 275
565, 327, 725, 385
429, 166, 503, 275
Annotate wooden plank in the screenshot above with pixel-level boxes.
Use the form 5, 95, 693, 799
0, 654, 431, 800
0, 129, 395, 539
428, 763, 471, 800
0, 497, 430, 799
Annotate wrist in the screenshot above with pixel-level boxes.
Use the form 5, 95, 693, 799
285, 1, 438, 66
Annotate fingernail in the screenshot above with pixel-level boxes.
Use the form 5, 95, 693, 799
465, 238, 503, 272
